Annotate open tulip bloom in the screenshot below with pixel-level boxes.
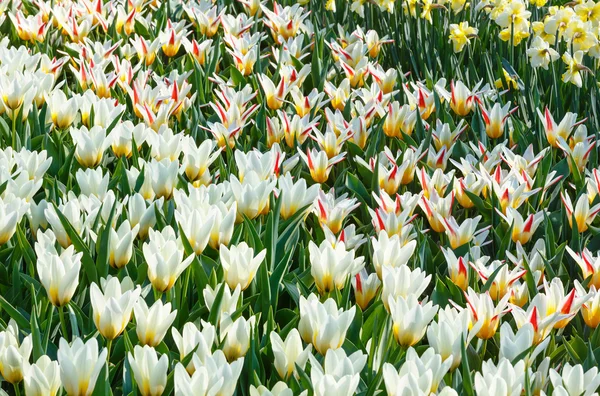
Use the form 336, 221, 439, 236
1, 0, 600, 394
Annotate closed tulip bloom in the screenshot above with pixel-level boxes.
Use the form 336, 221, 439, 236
76, 168, 109, 199
383, 360, 436, 396
148, 158, 179, 200
479, 102, 515, 139
309, 240, 365, 294
57, 337, 107, 396
174, 364, 216, 396
45, 89, 80, 129
388, 294, 438, 347
191, 351, 244, 396
471, 257, 526, 301
134, 299, 177, 347
405, 347, 453, 393
250, 382, 293, 396
498, 322, 550, 366
351, 270, 381, 310
382, 265, 431, 312
299, 148, 345, 183
441, 215, 482, 249
220, 315, 256, 362
127, 165, 155, 201
298, 294, 356, 355
0, 320, 32, 384
308, 348, 366, 396
550, 363, 600, 396
270, 329, 312, 380
427, 307, 470, 370
474, 358, 525, 396
537, 107, 580, 148
371, 231, 417, 278
109, 220, 140, 269
182, 139, 221, 183
464, 288, 511, 340
207, 202, 237, 249
230, 171, 276, 220
128, 345, 169, 396
561, 190, 600, 233
128, 194, 163, 239
175, 206, 215, 255
108, 121, 149, 158
37, 245, 82, 307
0, 195, 29, 245
23, 355, 61, 396
143, 226, 194, 293
441, 247, 469, 291
575, 281, 600, 329
497, 207, 545, 244
90, 276, 141, 340
220, 242, 266, 291
314, 190, 360, 234
203, 283, 241, 323
278, 172, 320, 220
70, 125, 110, 168
171, 321, 216, 374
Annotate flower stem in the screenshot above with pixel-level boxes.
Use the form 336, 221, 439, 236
14, 383, 21, 396
106, 339, 113, 364
58, 305, 69, 341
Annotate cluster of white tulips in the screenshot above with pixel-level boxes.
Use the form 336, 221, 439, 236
0, 0, 598, 394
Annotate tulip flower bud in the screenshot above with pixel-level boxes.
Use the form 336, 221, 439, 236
128, 345, 169, 396
70, 125, 110, 168
220, 315, 256, 362
57, 337, 107, 396
0, 320, 32, 384
24, 355, 61, 396
90, 276, 141, 340
143, 226, 194, 293
270, 329, 312, 380
388, 294, 438, 347
298, 294, 355, 355
37, 245, 82, 307
134, 299, 176, 347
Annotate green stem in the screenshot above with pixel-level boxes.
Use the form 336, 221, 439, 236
58, 305, 69, 341
11, 114, 17, 150
106, 338, 113, 364
14, 383, 21, 396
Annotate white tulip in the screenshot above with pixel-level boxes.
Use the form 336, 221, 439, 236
371, 231, 417, 278
192, 351, 243, 396
90, 276, 141, 340
70, 125, 110, 168
37, 245, 82, 307
220, 242, 266, 291
474, 358, 525, 396
0, 319, 32, 384
109, 220, 139, 269
381, 265, 431, 311
270, 329, 312, 379
23, 355, 61, 396
220, 315, 256, 362
143, 226, 194, 292
57, 337, 107, 396
128, 345, 169, 396
298, 294, 355, 355
134, 299, 177, 347
388, 294, 438, 347
549, 363, 600, 396
171, 321, 216, 374
76, 168, 109, 199
45, 89, 80, 129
